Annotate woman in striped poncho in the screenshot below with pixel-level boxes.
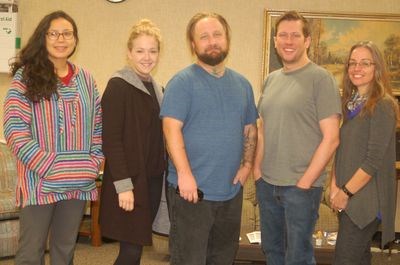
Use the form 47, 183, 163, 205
3, 11, 103, 265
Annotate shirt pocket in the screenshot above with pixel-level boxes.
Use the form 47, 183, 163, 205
39, 151, 98, 195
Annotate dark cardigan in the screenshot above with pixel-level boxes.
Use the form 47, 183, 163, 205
335, 98, 397, 247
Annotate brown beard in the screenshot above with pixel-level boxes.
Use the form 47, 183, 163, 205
195, 46, 228, 66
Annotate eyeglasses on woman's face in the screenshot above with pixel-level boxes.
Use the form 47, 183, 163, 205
46, 30, 74, 40
347, 59, 375, 69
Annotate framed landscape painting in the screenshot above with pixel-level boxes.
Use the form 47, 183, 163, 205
262, 10, 400, 95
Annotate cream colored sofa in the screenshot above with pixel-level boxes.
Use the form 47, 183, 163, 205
0, 140, 19, 258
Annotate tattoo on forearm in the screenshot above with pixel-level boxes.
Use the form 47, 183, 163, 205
243, 125, 257, 166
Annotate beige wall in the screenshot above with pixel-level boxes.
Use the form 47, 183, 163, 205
0, 0, 400, 230
1, 0, 400, 138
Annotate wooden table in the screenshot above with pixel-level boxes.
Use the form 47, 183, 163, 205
235, 240, 264, 264
79, 181, 102, 246
235, 233, 335, 265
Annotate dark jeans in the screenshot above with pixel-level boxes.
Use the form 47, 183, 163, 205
333, 212, 380, 265
256, 179, 322, 265
167, 185, 242, 265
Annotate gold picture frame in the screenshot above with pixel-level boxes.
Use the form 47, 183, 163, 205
262, 10, 400, 95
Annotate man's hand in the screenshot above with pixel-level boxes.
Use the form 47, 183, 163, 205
233, 164, 251, 185
177, 174, 200, 203
163, 116, 200, 203
118, 190, 134, 211
253, 165, 262, 181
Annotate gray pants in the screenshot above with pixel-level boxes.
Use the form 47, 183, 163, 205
167, 185, 242, 265
333, 211, 380, 265
15, 199, 86, 265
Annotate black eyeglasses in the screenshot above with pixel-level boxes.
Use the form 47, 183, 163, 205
46, 31, 74, 40
347, 60, 375, 69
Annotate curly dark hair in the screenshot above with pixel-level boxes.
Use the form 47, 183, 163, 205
10, 10, 79, 102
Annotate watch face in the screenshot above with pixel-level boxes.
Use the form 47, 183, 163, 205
107, 0, 125, 3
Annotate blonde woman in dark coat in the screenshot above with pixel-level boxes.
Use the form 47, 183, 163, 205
99, 19, 166, 265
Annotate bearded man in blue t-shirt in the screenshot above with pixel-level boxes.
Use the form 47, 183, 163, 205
160, 12, 258, 265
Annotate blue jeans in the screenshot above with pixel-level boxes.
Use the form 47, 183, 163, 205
256, 179, 322, 265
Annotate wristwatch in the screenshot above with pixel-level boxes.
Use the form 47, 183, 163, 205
341, 184, 354, 198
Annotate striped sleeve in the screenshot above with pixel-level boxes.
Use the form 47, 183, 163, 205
3, 81, 56, 177
89, 80, 104, 168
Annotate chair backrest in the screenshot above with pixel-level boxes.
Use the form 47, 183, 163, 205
0, 141, 17, 192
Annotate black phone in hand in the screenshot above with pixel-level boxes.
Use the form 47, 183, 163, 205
175, 186, 204, 201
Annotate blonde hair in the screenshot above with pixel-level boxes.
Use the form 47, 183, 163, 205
127, 19, 161, 51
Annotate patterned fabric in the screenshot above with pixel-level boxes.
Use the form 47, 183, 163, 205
0, 141, 19, 258
0, 142, 19, 221
347, 91, 368, 119
3, 63, 104, 207
347, 91, 368, 112
0, 195, 18, 221
0, 219, 19, 258
0, 141, 17, 191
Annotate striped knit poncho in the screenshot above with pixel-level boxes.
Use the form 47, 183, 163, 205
3, 63, 104, 207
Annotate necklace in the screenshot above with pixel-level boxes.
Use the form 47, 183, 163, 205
347, 91, 368, 112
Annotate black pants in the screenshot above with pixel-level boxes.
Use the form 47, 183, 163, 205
333, 211, 380, 265
114, 242, 143, 265
167, 185, 243, 265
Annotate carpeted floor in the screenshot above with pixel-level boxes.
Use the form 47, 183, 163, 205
0, 238, 170, 265
1, 238, 399, 265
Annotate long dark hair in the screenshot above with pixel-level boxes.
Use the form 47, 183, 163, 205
10, 10, 79, 102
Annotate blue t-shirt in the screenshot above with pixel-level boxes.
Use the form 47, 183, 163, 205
160, 64, 258, 201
